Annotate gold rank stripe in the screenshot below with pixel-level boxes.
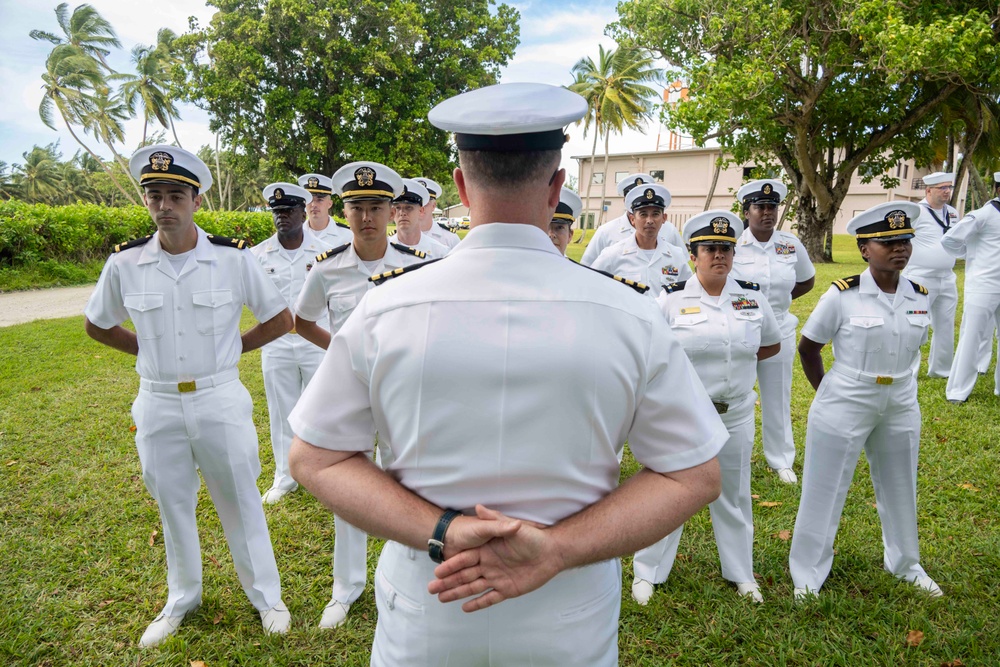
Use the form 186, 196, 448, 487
855, 228, 912, 239
341, 189, 394, 199
689, 234, 736, 244
140, 172, 201, 188
552, 213, 575, 221
374, 267, 407, 281
304, 188, 332, 194
613, 275, 648, 289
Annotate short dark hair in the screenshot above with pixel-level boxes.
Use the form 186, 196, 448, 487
459, 149, 561, 190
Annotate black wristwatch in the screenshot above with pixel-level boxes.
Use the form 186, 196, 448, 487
428, 509, 461, 563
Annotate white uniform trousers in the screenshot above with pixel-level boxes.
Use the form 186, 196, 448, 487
757, 330, 797, 470
260, 339, 324, 491
633, 394, 756, 585
904, 270, 957, 378
131, 378, 282, 616
946, 292, 1000, 401
371, 541, 620, 666
789, 369, 927, 592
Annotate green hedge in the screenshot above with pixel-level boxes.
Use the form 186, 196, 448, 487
0, 200, 276, 267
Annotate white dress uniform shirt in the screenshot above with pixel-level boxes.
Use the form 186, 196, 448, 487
293, 238, 426, 608
388, 231, 450, 258
425, 222, 461, 249
84, 226, 287, 618
288, 223, 727, 666
251, 228, 328, 493
580, 213, 684, 266
634, 276, 781, 587
310, 220, 353, 248
901, 199, 959, 377
730, 227, 816, 472
590, 234, 693, 296
789, 270, 932, 593
941, 199, 1000, 399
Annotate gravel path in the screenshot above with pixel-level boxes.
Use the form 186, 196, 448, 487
0, 285, 96, 328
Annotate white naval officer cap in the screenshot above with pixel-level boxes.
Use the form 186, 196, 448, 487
412, 177, 442, 198
553, 187, 582, 225
993, 171, 1000, 185
922, 172, 954, 186
395, 178, 430, 207
331, 161, 404, 201
846, 201, 919, 241
130, 145, 213, 195
428, 82, 587, 152
616, 173, 656, 197
737, 179, 787, 205
625, 183, 671, 211
683, 210, 743, 246
263, 182, 312, 209
298, 173, 334, 195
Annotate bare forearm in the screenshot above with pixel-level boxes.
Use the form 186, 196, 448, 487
550, 461, 721, 571
791, 277, 815, 300
242, 308, 292, 353
757, 341, 780, 361
798, 337, 826, 390
84, 319, 138, 356
295, 315, 331, 350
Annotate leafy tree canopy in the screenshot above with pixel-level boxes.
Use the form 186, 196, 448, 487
176, 0, 520, 186
612, 0, 1000, 259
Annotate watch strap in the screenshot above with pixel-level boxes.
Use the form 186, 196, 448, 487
428, 509, 461, 563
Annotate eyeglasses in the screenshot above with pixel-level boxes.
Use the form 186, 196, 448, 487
930, 185, 954, 191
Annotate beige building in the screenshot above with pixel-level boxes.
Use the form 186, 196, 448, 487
575, 147, 955, 235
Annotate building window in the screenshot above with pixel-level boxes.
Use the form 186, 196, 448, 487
903, 164, 909, 179
580, 212, 596, 229
649, 170, 664, 182
615, 171, 629, 183
592, 172, 604, 185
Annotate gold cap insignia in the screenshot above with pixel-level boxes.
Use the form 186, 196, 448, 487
762, 183, 773, 195
355, 167, 375, 187
645, 188, 655, 200
635, 177, 643, 187
274, 188, 284, 199
307, 176, 319, 189
711, 217, 730, 234
150, 151, 172, 172
417, 179, 427, 187
887, 210, 907, 229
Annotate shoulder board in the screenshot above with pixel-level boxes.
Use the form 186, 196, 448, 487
390, 242, 427, 259
832, 275, 861, 291
909, 279, 928, 295
113, 235, 153, 253
206, 234, 248, 250
336, 221, 350, 229
735, 279, 760, 291
577, 263, 649, 294
369, 258, 442, 286
437, 222, 454, 232
315, 243, 351, 263
664, 280, 687, 294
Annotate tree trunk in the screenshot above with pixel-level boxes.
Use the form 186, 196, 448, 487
794, 191, 835, 263
967, 165, 990, 210
170, 117, 183, 149
582, 120, 599, 231
61, 115, 138, 206
704, 155, 722, 211
946, 131, 955, 171
776, 192, 796, 231
597, 132, 611, 227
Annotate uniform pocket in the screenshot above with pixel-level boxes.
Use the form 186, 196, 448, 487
328, 293, 360, 331
123, 293, 165, 339
904, 315, 931, 351
192, 289, 234, 335
734, 310, 763, 349
847, 316, 884, 352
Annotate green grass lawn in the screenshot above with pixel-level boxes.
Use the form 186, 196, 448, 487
1, 234, 998, 665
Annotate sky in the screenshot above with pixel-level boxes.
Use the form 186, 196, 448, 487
0, 0, 664, 177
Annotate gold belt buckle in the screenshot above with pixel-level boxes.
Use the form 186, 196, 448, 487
289, 327, 297, 335
177, 381, 197, 393
875, 376, 893, 385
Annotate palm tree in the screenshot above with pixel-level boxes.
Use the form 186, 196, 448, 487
12, 145, 64, 203
38, 44, 138, 205
115, 44, 180, 145
569, 46, 662, 227
30, 2, 121, 72
83, 87, 142, 196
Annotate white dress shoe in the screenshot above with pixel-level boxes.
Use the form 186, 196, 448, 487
775, 468, 798, 484
262, 484, 297, 504
735, 582, 763, 603
793, 587, 817, 602
912, 576, 944, 597
631, 579, 654, 606
260, 601, 291, 634
319, 600, 351, 628
139, 611, 188, 648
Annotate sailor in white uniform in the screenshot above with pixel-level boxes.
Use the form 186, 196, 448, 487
790, 202, 942, 600
389, 178, 449, 258
299, 172, 353, 247
549, 187, 582, 256
631, 211, 781, 606
414, 176, 461, 250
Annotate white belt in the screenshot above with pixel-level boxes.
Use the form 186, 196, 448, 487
140, 368, 240, 394
831, 363, 910, 386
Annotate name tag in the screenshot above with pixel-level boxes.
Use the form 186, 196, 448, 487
680, 307, 701, 315
731, 297, 759, 310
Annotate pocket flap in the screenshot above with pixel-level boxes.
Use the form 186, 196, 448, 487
849, 316, 883, 328
330, 294, 360, 312
673, 312, 709, 326
123, 293, 164, 312
192, 290, 233, 308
